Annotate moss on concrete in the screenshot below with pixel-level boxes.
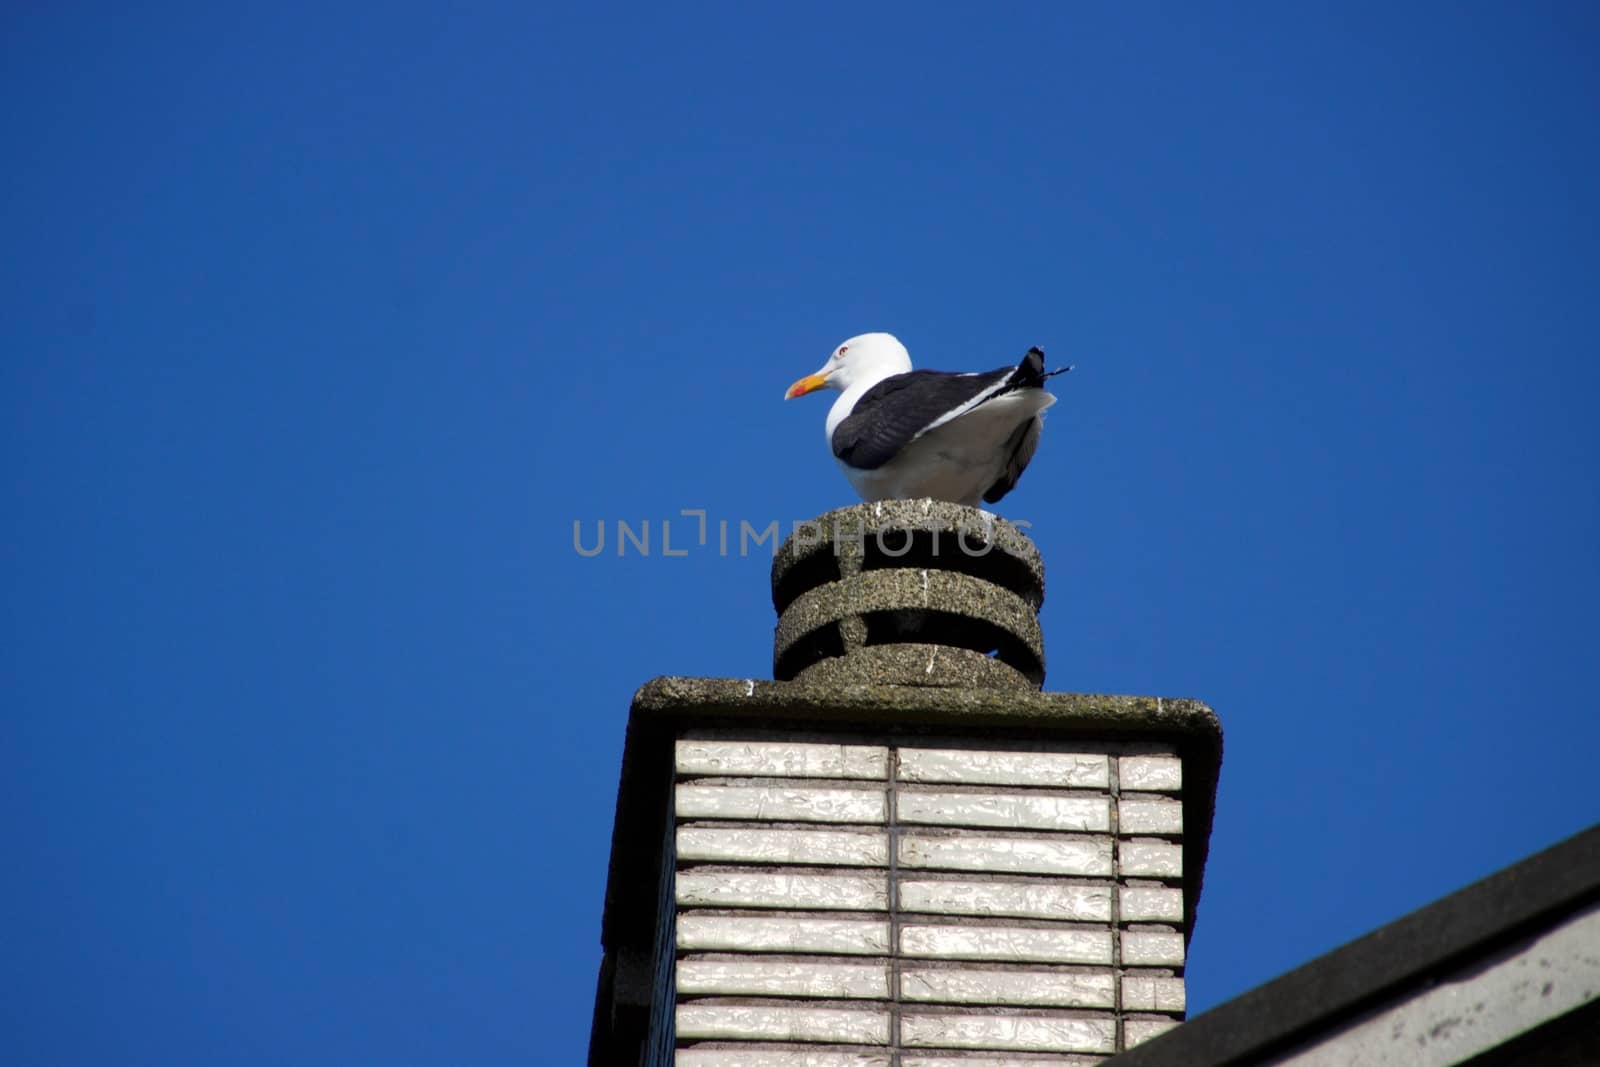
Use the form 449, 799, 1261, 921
792, 643, 1034, 690
632, 675, 1219, 741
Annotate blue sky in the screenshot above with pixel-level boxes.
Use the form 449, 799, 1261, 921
5, 3, 1597, 1063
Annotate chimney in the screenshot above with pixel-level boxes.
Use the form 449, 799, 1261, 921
590, 501, 1222, 1065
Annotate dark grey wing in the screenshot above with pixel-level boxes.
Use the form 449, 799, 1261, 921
982, 416, 1043, 504
831, 368, 1011, 471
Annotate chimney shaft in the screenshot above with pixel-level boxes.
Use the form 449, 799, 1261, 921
591, 504, 1221, 1065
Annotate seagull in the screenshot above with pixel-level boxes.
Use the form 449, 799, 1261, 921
784, 332, 1069, 507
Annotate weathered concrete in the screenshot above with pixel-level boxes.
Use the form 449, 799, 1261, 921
901, 968, 1117, 1008
897, 791, 1112, 833
1121, 930, 1186, 967
1118, 841, 1184, 879
1118, 887, 1185, 923
676, 739, 889, 779
676, 958, 890, 999
773, 568, 1044, 687
899, 833, 1115, 877
1121, 975, 1187, 1013
677, 915, 891, 955
770, 501, 1049, 688
677, 825, 889, 867
1119, 756, 1183, 792
675, 870, 889, 911
771, 500, 1046, 611
676, 1003, 891, 1044
898, 879, 1115, 922
1118, 798, 1184, 836
792, 642, 1034, 691
636, 677, 1219, 744
678, 1052, 893, 1067
899, 1012, 1118, 1054
675, 782, 888, 823
900, 748, 1110, 788
900, 923, 1115, 964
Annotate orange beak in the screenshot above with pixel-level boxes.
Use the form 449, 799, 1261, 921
785, 372, 830, 400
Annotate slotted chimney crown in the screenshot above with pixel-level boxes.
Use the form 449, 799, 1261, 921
771, 500, 1046, 690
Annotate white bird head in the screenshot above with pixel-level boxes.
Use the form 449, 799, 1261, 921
784, 332, 913, 399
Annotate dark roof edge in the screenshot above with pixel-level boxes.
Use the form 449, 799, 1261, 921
1108, 822, 1600, 1067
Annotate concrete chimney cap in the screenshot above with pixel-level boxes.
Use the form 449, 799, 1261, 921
770, 501, 1051, 690
771, 499, 1045, 613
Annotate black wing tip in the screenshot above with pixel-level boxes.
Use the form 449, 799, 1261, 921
982, 416, 1045, 504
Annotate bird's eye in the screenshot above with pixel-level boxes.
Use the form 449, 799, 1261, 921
836, 346, 848, 359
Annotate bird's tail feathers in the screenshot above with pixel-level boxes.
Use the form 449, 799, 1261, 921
1007, 347, 1073, 389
